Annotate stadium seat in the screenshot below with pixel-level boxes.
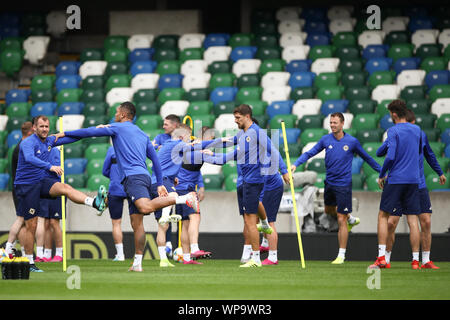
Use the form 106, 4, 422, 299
292, 99, 322, 119
214, 114, 238, 133
307, 32, 332, 48
56, 88, 82, 104
396, 70, 426, 91
129, 61, 157, 77
31, 74, 55, 91
445, 144, 450, 158
64, 158, 88, 175
187, 101, 213, 116
379, 113, 395, 130
5, 89, 31, 106
411, 29, 439, 49
105, 74, 132, 92
371, 85, 401, 103
202, 174, 224, 190
184, 88, 209, 102
128, 48, 154, 63
85, 158, 104, 176
288, 71, 316, 88
209, 87, 238, 105
156, 74, 183, 90
23, 36, 50, 64
368, 71, 396, 89
426, 174, 450, 190
131, 73, 160, 92
279, 32, 307, 47
153, 48, 178, 62
285, 59, 312, 73
311, 58, 340, 74
253, 46, 278, 62
290, 86, 316, 100
208, 61, 232, 74
415, 114, 437, 129
152, 34, 179, 50
80, 88, 104, 103
302, 142, 326, 161
182, 73, 211, 92
133, 89, 159, 103
104, 62, 128, 78
278, 19, 305, 34
269, 114, 297, 129
300, 128, 328, 144
422, 128, 441, 142
104, 35, 128, 50
57, 102, 84, 115
365, 57, 393, 75
203, 46, 232, 65
261, 71, 290, 88
236, 86, 263, 103
308, 44, 335, 60
31, 89, 53, 104
262, 86, 291, 104
297, 114, 325, 130
230, 46, 257, 62
87, 174, 110, 191
316, 86, 344, 101
106, 88, 134, 106
436, 113, 450, 132
6, 102, 31, 117
365, 173, 382, 192
362, 44, 389, 60
429, 85, 450, 102
79, 61, 108, 79
55, 75, 82, 92
352, 156, 364, 174
223, 173, 238, 191
213, 101, 236, 116
210, 73, 236, 89
266, 100, 294, 119
127, 34, 154, 51
401, 85, 427, 101
180, 60, 208, 75
7, 130, 21, 148
55, 61, 81, 77
83, 115, 108, 127
356, 128, 384, 144
259, 59, 286, 75
425, 71, 450, 91
320, 99, 349, 116
229, 33, 254, 48
387, 43, 414, 62
55, 115, 85, 131
80, 48, 103, 63
278, 128, 301, 145
314, 72, 341, 89
178, 33, 205, 51
347, 99, 377, 115
159, 101, 189, 119
407, 99, 430, 115
135, 102, 158, 116
281, 45, 310, 63
157, 87, 185, 104
341, 72, 367, 88
203, 33, 230, 49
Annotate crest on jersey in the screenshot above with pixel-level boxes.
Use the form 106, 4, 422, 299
48, 146, 52, 152
343, 145, 349, 151
246, 136, 251, 143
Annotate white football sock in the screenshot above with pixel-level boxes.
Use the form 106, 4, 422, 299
5, 242, 13, 255
261, 218, 269, 228
166, 241, 172, 249
36, 246, 44, 258
115, 243, 124, 258
348, 214, 356, 224
133, 254, 143, 266
268, 250, 278, 262
385, 251, 391, 264
161, 206, 171, 219
175, 194, 190, 204
261, 237, 269, 247
252, 250, 261, 264
190, 243, 200, 253
422, 251, 430, 264
241, 244, 252, 259
158, 246, 167, 260
26, 254, 34, 264
338, 248, 346, 260
412, 251, 419, 262
55, 247, 63, 257
378, 245, 386, 258
84, 197, 94, 207
183, 253, 191, 262
44, 248, 52, 259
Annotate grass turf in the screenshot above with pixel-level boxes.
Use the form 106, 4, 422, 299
1, 259, 449, 300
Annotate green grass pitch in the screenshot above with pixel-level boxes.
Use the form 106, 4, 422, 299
2, 260, 449, 300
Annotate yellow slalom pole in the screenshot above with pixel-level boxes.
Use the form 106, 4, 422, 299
59, 117, 67, 272
280, 121, 306, 269
183, 115, 197, 140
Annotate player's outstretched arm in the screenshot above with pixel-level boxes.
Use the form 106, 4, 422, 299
379, 130, 397, 179
291, 139, 325, 172
355, 141, 382, 173
64, 126, 115, 140
102, 147, 113, 178
21, 139, 53, 171
376, 140, 388, 157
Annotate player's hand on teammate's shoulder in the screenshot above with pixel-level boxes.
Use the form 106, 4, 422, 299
50, 166, 64, 176
96, 124, 111, 129
157, 185, 168, 197
52, 132, 65, 142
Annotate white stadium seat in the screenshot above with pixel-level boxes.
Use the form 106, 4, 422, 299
323, 113, 354, 132
281, 45, 310, 63
276, 7, 302, 21
56, 115, 85, 131
327, 5, 353, 20
431, 98, 450, 118
0, 115, 8, 131
200, 162, 223, 175
214, 114, 238, 133
182, 73, 211, 91
371, 84, 401, 103
278, 19, 305, 33
203, 46, 232, 65
358, 31, 385, 48
262, 86, 291, 105
292, 99, 322, 119
382, 17, 409, 34
79, 61, 107, 79
329, 18, 356, 34
106, 87, 134, 107
180, 60, 208, 75
438, 29, 450, 50
159, 100, 190, 119
261, 71, 291, 88
127, 34, 154, 51
411, 29, 439, 51
23, 36, 51, 64
131, 73, 160, 92
178, 33, 205, 50
232, 59, 261, 77
311, 58, 340, 74
302, 142, 326, 162
396, 70, 426, 90
279, 32, 307, 47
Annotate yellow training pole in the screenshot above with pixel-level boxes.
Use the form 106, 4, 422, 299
59, 117, 67, 272
280, 121, 306, 269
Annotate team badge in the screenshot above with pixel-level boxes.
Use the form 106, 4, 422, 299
48, 146, 52, 152
343, 145, 349, 151
29, 208, 35, 215
246, 136, 251, 142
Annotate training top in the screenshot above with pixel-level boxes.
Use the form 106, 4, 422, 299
294, 132, 381, 187
64, 121, 163, 186
377, 130, 443, 189
103, 146, 127, 197
153, 133, 171, 149
378, 122, 422, 184
14, 134, 77, 185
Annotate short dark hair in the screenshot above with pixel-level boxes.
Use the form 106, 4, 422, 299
33, 115, 49, 125
251, 117, 259, 126
387, 99, 407, 119
119, 101, 136, 119
165, 114, 181, 124
330, 112, 344, 123
21, 121, 33, 136
233, 104, 252, 117
405, 109, 416, 123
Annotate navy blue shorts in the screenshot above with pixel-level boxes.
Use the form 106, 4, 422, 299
237, 182, 264, 215
152, 177, 177, 220
39, 197, 65, 219
14, 177, 60, 221
175, 188, 198, 220
390, 188, 432, 216
324, 182, 352, 214
260, 185, 284, 223
122, 174, 152, 215
236, 185, 244, 215
108, 195, 127, 220
380, 183, 420, 215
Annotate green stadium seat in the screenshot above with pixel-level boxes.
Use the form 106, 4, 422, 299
376, 99, 394, 116
352, 173, 365, 190
426, 173, 450, 190
384, 31, 410, 45
229, 33, 254, 48
415, 44, 443, 60
144, 129, 164, 140
345, 86, 371, 101
245, 100, 267, 116
104, 48, 129, 63
0, 158, 8, 173
387, 43, 414, 61
236, 87, 263, 103
400, 86, 426, 101
56, 88, 82, 104
356, 128, 384, 144
105, 74, 131, 92
153, 35, 179, 49
83, 115, 108, 127
184, 88, 210, 102
84, 143, 110, 161
362, 142, 383, 158
47, 116, 58, 133
134, 89, 159, 103
316, 86, 344, 101
0, 37, 23, 51
209, 73, 236, 89
269, 114, 297, 129
237, 74, 261, 88
339, 58, 364, 74
415, 114, 437, 129
31, 89, 54, 104
297, 114, 325, 130
80, 48, 103, 62
207, 61, 232, 74
422, 128, 441, 142
192, 114, 215, 133
153, 48, 179, 62
444, 45, 450, 59
80, 88, 105, 103
428, 142, 445, 157
252, 114, 268, 128
86, 159, 104, 176
407, 99, 430, 115
224, 173, 238, 191
157, 88, 185, 104
436, 113, 450, 131
82, 75, 104, 90
314, 72, 341, 88
429, 85, 450, 102
366, 173, 382, 192
0, 131, 8, 145
369, 71, 396, 89
82, 102, 108, 116
300, 128, 328, 144
64, 141, 85, 158
87, 174, 110, 191
255, 47, 281, 60
420, 57, 448, 73
66, 174, 87, 189
82, 136, 110, 147
104, 35, 128, 50
104, 62, 128, 78
309, 45, 336, 61
314, 173, 326, 188
255, 34, 279, 48
335, 46, 360, 60
352, 113, 380, 131
280, 143, 302, 158
179, 48, 204, 63
155, 60, 181, 75
332, 32, 357, 47
347, 99, 376, 115
307, 158, 326, 173
187, 101, 213, 115
213, 101, 237, 116
0, 48, 25, 77
202, 174, 224, 190
252, 20, 277, 35
6, 102, 31, 117
341, 72, 367, 88
424, 157, 450, 177
136, 115, 163, 131
223, 161, 238, 177
259, 59, 285, 75
7, 117, 29, 132
362, 157, 384, 177
31, 75, 55, 91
